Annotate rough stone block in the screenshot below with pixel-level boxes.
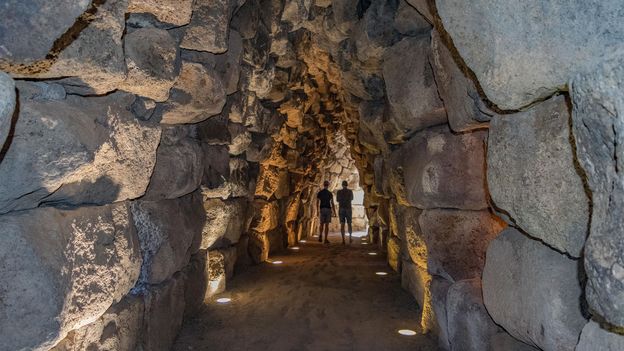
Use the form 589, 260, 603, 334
51, 295, 144, 351
0, 84, 161, 214
157, 61, 226, 124
431, 30, 494, 132
0, 72, 15, 149
201, 198, 249, 249
144, 126, 203, 200
389, 125, 488, 210
0, 0, 90, 63
0, 203, 142, 351
122, 27, 179, 102
446, 279, 513, 351
435, 0, 624, 110
571, 53, 624, 327
127, 0, 193, 26
383, 36, 447, 141
482, 228, 587, 350
488, 95, 589, 257
131, 192, 205, 286
576, 321, 624, 351
142, 274, 186, 351
181, 0, 233, 53
419, 209, 506, 281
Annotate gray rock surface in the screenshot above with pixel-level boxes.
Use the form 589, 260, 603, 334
419, 209, 506, 282
26, 0, 127, 95
157, 61, 226, 124
405, 0, 433, 23
435, 0, 624, 110
0, 0, 90, 63
482, 228, 587, 350
144, 126, 203, 200
201, 198, 249, 249
446, 279, 522, 351
430, 30, 494, 132
127, 0, 193, 25
389, 125, 488, 210
181, 0, 234, 53
571, 53, 624, 326
0, 203, 142, 351
0, 84, 161, 214
51, 295, 144, 351
0, 72, 15, 149
488, 95, 589, 257
576, 321, 624, 351
142, 274, 186, 351
383, 36, 447, 141
131, 192, 205, 286
122, 27, 179, 102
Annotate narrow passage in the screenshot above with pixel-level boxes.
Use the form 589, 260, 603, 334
173, 233, 439, 351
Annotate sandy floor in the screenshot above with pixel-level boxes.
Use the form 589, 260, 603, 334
173, 232, 440, 351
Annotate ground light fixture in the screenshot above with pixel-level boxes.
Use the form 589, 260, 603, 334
368, 252, 378, 256
216, 297, 231, 304
375, 272, 388, 276
289, 246, 300, 250
271, 260, 283, 264
398, 329, 417, 336
299, 240, 307, 243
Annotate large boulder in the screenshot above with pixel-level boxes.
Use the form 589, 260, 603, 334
0, 0, 90, 63
576, 321, 624, 351
0, 72, 15, 149
51, 295, 144, 351
571, 53, 624, 327
142, 274, 186, 351
482, 228, 587, 350
488, 95, 589, 257
156, 61, 226, 124
389, 125, 488, 210
131, 192, 205, 286
0, 84, 161, 214
430, 30, 494, 132
16, 0, 128, 95
121, 27, 180, 102
435, 0, 624, 110
127, 0, 193, 26
181, 0, 235, 53
0, 203, 142, 351
201, 198, 249, 249
383, 36, 447, 141
446, 279, 530, 351
419, 209, 506, 282
144, 126, 203, 200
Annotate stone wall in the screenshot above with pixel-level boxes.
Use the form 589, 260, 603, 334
1, 1, 623, 350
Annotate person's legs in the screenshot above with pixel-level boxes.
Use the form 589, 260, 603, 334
318, 218, 323, 242
324, 223, 330, 243
339, 208, 346, 244
347, 208, 353, 243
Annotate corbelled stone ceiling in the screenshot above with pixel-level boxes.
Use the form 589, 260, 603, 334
0, 0, 623, 350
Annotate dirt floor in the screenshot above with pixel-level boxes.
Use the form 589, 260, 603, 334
173, 232, 440, 351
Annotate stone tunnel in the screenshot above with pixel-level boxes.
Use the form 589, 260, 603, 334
0, 0, 623, 350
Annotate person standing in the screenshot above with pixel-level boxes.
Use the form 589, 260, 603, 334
336, 180, 354, 245
316, 180, 335, 244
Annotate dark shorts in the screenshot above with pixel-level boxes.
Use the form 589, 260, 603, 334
320, 208, 332, 224
339, 207, 352, 224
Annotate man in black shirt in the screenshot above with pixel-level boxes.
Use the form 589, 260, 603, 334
316, 180, 335, 244
336, 180, 354, 244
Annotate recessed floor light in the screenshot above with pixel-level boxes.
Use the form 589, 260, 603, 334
289, 246, 300, 250
398, 329, 416, 336
368, 252, 378, 256
300, 240, 307, 243
271, 260, 283, 264
361, 242, 368, 245
375, 272, 388, 276
216, 298, 231, 304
